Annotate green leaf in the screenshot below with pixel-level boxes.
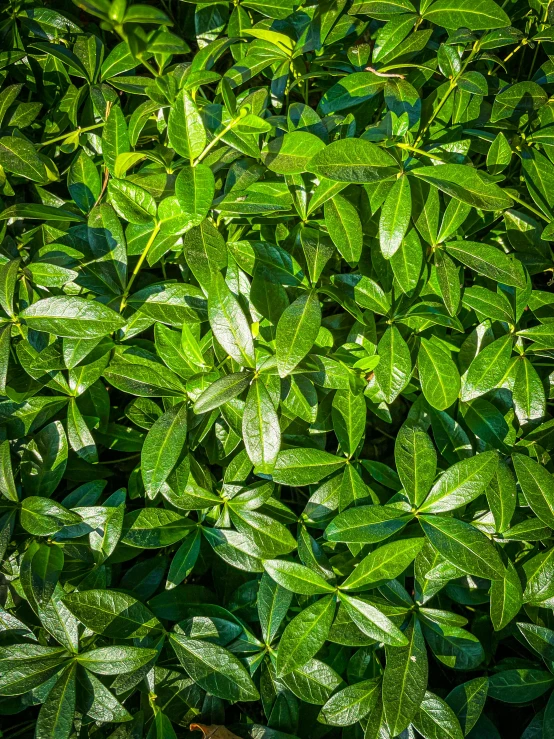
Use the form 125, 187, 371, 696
512, 454, 554, 529
383, 616, 428, 735
308, 138, 398, 183
141, 402, 188, 498
276, 594, 336, 676
411, 165, 512, 211
63, 590, 162, 638
446, 678, 488, 736
380, 175, 412, 259
0, 645, 69, 695
424, 0, 510, 29
20, 297, 125, 338
272, 448, 346, 486
318, 677, 381, 726
325, 504, 413, 544
418, 338, 460, 411
341, 538, 424, 590
262, 132, 325, 174
170, 633, 259, 701
412, 691, 464, 739
263, 559, 336, 595
460, 334, 513, 401
332, 389, 366, 458
419, 515, 505, 580
174, 164, 215, 226
36, 663, 76, 739
276, 290, 321, 377
243, 378, 280, 474
208, 272, 255, 367
324, 193, 363, 264
419, 452, 498, 513
445, 242, 526, 288
167, 89, 206, 160
395, 425, 437, 508
374, 326, 412, 404
338, 592, 408, 646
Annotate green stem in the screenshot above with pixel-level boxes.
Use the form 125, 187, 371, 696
141, 57, 159, 78
509, 192, 550, 222
415, 41, 480, 147
396, 143, 450, 163
120, 222, 161, 311
38, 122, 105, 148
194, 109, 247, 166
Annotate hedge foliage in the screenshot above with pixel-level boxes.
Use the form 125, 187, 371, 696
1, 0, 554, 737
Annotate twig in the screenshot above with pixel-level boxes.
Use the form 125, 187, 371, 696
365, 65, 405, 79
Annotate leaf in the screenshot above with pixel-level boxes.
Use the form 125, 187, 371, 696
383, 616, 428, 735
263, 559, 335, 595
341, 538, 424, 590
424, 0, 510, 29
308, 138, 398, 183
167, 89, 206, 160
338, 592, 408, 646
170, 633, 259, 700
276, 594, 336, 676
374, 326, 412, 404
193, 372, 251, 414
262, 132, 325, 174
325, 505, 413, 544
63, 590, 162, 638
411, 165, 512, 211
446, 678, 488, 736
395, 425, 437, 508
174, 164, 215, 226
332, 389, 366, 458
418, 338, 460, 411
324, 193, 363, 264
276, 290, 321, 377
36, 663, 76, 739
512, 454, 554, 529
380, 175, 412, 259
419, 452, 498, 513
445, 242, 526, 288
419, 515, 505, 580
20, 297, 125, 338
460, 334, 513, 401
141, 402, 188, 498
243, 378, 280, 474
0, 645, 69, 695
318, 677, 381, 726
412, 691, 464, 739
208, 272, 255, 367
272, 448, 346, 486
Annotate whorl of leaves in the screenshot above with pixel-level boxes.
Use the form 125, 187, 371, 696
0, 0, 554, 737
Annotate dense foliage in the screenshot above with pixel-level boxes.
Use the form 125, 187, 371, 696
2, 0, 554, 737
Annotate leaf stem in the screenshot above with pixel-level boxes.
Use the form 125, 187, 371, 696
396, 143, 450, 163
415, 41, 480, 147
120, 221, 161, 311
508, 192, 550, 222
193, 108, 248, 166
38, 122, 105, 148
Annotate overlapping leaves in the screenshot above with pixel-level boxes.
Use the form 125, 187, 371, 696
0, 0, 554, 737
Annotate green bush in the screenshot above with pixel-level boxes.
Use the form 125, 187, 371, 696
0, 0, 554, 737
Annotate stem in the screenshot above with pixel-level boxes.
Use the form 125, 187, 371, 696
141, 57, 159, 78
194, 111, 246, 166
38, 122, 104, 148
509, 192, 550, 222
120, 222, 161, 311
415, 41, 480, 147
528, 7, 549, 80
396, 143, 450, 163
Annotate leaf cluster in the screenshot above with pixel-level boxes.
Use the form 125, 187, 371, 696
0, 0, 554, 737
